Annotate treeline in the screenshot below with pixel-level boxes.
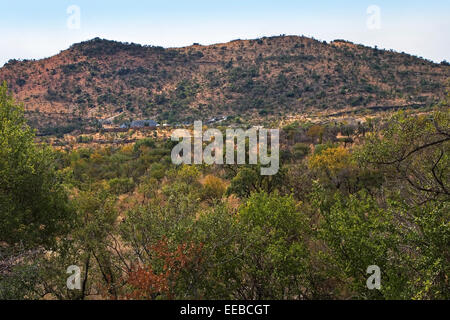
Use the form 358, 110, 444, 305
0, 82, 448, 300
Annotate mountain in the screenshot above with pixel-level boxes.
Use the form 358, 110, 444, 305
0, 35, 449, 134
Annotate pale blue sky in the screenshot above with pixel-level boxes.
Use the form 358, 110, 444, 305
1, 0, 449, 66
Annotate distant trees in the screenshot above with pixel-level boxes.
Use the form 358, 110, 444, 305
77, 135, 93, 143
307, 124, 324, 144
292, 143, 310, 160
309, 146, 352, 175
108, 177, 134, 195
340, 124, 356, 138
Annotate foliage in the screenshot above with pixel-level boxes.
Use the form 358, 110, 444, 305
356, 107, 449, 203
201, 175, 227, 203
235, 192, 312, 299
122, 238, 203, 300
0, 82, 73, 249
1, 80, 449, 300
227, 165, 286, 198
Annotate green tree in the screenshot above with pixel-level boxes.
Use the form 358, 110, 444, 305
292, 143, 310, 160
0, 82, 73, 248
227, 165, 286, 198
314, 187, 449, 299
235, 192, 312, 299
357, 109, 449, 203
314, 189, 407, 299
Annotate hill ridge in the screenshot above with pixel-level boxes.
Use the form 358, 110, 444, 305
1, 35, 448, 134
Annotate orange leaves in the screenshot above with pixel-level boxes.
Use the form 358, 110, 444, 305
122, 238, 203, 300
126, 264, 170, 299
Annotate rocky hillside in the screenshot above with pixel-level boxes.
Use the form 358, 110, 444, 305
0, 35, 449, 134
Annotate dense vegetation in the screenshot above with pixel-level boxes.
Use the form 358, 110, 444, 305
0, 82, 449, 300
0, 36, 449, 134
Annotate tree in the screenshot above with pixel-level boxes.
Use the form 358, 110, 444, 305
226, 165, 286, 198
121, 238, 202, 300
313, 186, 449, 299
235, 192, 312, 299
314, 189, 406, 299
307, 124, 324, 144
357, 107, 449, 203
0, 82, 73, 249
292, 143, 310, 160
309, 146, 352, 182
31, 187, 120, 300
340, 124, 356, 138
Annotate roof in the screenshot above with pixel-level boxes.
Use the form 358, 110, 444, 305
130, 120, 159, 128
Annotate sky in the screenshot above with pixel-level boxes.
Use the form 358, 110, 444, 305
0, 0, 449, 66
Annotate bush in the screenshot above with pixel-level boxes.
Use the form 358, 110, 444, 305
108, 177, 135, 195
292, 143, 310, 160
202, 175, 227, 203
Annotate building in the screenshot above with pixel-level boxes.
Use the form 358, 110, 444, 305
129, 120, 159, 129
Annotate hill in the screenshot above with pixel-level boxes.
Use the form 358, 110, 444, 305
0, 35, 449, 134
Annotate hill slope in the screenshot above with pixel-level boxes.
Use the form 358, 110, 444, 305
1, 35, 449, 133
